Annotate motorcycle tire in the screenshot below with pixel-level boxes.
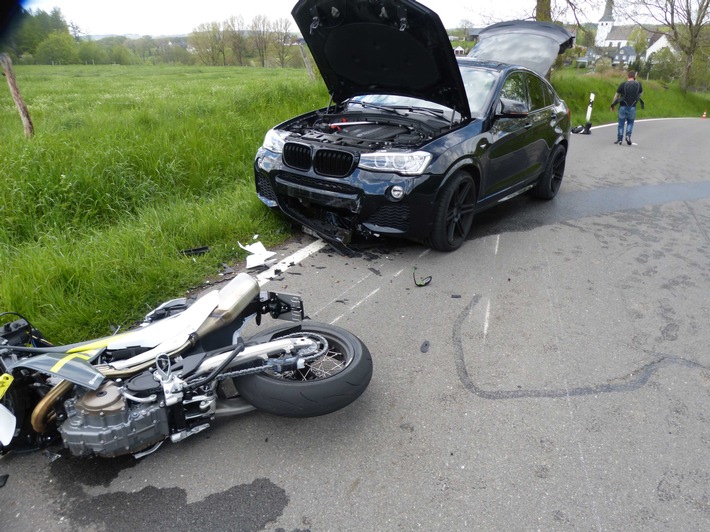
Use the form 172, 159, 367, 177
235, 322, 373, 417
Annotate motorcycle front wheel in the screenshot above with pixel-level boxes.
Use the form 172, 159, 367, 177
234, 322, 373, 417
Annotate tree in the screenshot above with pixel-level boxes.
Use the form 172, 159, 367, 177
130, 35, 156, 63
536, 0, 552, 21
68, 21, 83, 42
109, 44, 136, 65
2, 7, 70, 58
225, 15, 248, 66
648, 47, 682, 82
35, 31, 79, 64
78, 40, 108, 64
623, 0, 710, 90
250, 15, 271, 67
272, 17, 292, 68
189, 22, 226, 66
628, 26, 649, 58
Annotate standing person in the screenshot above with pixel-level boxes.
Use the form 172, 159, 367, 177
610, 70, 644, 145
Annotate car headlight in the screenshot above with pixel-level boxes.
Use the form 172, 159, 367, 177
262, 129, 289, 154
358, 151, 432, 175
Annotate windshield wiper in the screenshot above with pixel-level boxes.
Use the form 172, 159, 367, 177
389, 106, 448, 119
349, 101, 406, 115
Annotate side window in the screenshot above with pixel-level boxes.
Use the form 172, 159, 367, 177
499, 73, 529, 112
541, 81, 555, 107
527, 74, 546, 111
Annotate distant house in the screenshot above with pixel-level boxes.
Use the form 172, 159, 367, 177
612, 45, 637, 67
645, 33, 678, 60
576, 49, 602, 68
465, 28, 483, 42
454, 45, 465, 56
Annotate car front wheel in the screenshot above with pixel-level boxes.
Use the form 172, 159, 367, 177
427, 171, 477, 252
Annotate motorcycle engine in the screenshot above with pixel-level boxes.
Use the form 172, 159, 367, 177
59, 381, 169, 458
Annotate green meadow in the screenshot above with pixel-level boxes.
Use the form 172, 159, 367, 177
1, 65, 707, 342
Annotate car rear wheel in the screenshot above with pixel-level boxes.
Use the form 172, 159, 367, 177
531, 144, 566, 199
427, 171, 477, 252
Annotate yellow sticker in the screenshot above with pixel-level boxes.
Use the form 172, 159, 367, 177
0, 373, 13, 401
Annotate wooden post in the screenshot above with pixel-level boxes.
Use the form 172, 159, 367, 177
0, 53, 34, 138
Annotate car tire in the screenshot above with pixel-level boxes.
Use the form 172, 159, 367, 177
426, 171, 476, 252
531, 144, 566, 200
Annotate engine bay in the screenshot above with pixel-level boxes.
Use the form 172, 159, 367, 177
283, 109, 455, 150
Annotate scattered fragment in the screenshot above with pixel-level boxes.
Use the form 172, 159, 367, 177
220, 263, 235, 275
239, 241, 277, 269
180, 246, 209, 256
43, 450, 61, 463
413, 267, 432, 287
368, 267, 382, 276
0, 474, 8, 488
420, 341, 430, 353
451, 294, 462, 299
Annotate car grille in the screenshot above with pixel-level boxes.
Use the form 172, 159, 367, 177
365, 204, 411, 231
283, 143, 311, 171
279, 172, 359, 196
256, 174, 277, 202
313, 150, 355, 177
283, 143, 355, 177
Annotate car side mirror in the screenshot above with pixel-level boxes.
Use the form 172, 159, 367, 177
496, 98, 529, 118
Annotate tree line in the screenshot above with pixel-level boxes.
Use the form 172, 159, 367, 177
0, 7, 304, 68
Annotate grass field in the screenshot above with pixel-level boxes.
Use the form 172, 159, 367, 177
1, 65, 708, 342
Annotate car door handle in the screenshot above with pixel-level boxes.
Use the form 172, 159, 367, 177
524, 122, 533, 129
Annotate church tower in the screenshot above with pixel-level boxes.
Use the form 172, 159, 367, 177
595, 0, 614, 47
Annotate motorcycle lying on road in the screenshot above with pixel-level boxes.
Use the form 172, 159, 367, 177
0, 273, 372, 458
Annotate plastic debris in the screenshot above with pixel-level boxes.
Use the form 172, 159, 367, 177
420, 341, 430, 353
413, 267, 432, 287
239, 241, 277, 269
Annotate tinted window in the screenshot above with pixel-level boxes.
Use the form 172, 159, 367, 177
541, 81, 555, 107
500, 73, 528, 112
527, 74, 546, 111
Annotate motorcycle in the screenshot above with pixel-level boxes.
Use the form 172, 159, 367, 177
0, 273, 372, 458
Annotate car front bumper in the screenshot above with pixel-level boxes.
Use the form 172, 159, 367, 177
254, 150, 439, 252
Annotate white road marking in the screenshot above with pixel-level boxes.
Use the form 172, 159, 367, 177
330, 288, 381, 324
256, 239, 327, 286
483, 299, 491, 338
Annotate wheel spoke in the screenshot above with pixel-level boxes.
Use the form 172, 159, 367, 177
268, 348, 347, 381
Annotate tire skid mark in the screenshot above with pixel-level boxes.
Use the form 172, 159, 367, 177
453, 295, 707, 399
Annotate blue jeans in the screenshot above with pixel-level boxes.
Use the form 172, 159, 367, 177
617, 105, 637, 140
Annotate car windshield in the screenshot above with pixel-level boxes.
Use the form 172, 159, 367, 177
347, 67, 499, 119
458, 66, 499, 117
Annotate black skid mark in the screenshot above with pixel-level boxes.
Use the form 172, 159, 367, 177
453, 295, 707, 400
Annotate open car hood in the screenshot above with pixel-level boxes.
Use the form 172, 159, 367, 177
291, 0, 471, 118
467, 20, 574, 77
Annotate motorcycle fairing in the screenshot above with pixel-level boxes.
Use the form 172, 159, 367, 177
12, 349, 105, 390
0, 403, 15, 446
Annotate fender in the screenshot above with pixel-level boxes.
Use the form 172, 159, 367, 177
12, 350, 105, 390
0, 403, 15, 446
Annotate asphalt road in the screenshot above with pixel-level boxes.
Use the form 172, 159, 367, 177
2, 118, 710, 531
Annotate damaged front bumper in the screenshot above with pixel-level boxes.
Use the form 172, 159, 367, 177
255, 151, 433, 254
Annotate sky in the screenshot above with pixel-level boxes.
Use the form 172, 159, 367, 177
23, 0, 606, 37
